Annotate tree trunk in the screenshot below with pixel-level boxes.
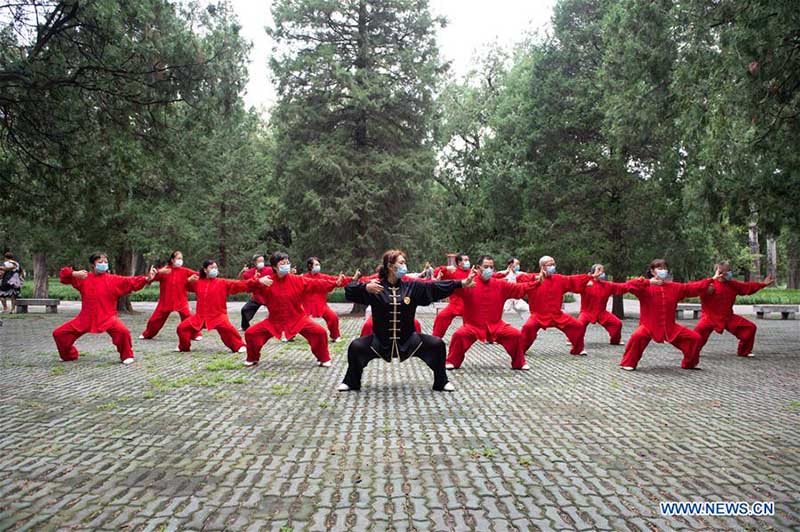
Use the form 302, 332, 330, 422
116, 247, 136, 313
219, 202, 227, 269
787, 234, 799, 289
766, 235, 777, 283
33, 252, 49, 298
612, 294, 624, 320
747, 209, 761, 281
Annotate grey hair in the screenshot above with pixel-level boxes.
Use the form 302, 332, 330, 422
589, 263, 603, 274
539, 255, 554, 268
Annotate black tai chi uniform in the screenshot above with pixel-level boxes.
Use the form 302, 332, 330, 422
342, 277, 462, 391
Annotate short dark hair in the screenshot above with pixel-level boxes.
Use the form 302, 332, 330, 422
507, 257, 518, 267
456, 253, 468, 264
270, 251, 290, 268
645, 258, 668, 278
306, 256, 320, 271
3, 251, 13, 260
252, 254, 265, 264
88, 252, 108, 265
170, 250, 182, 263
199, 259, 217, 279
477, 254, 494, 267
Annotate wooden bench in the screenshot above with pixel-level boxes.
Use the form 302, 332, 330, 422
676, 303, 702, 320
753, 304, 798, 320
15, 298, 60, 314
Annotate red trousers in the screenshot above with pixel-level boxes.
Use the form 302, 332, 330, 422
432, 303, 462, 337
314, 307, 341, 339
521, 315, 585, 355
176, 318, 244, 352
620, 324, 702, 369
360, 317, 422, 337
245, 318, 330, 363
695, 315, 757, 357
53, 318, 133, 362
141, 307, 191, 339
446, 323, 526, 369
578, 311, 622, 345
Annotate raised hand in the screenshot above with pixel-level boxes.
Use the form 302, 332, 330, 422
591, 267, 604, 279
712, 267, 724, 282
436, 270, 443, 280
240, 264, 248, 273
146, 266, 158, 281
353, 269, 361, 280
462, 267, 477, 288
187, 274, 199, 283
73, 269, 89, 279
763, 274, 775, 286
158, 267, 172, 275
259, 275, 273, 287
366, 280, 384, 294
649, 277, 664, 286
337, 271, 345, 285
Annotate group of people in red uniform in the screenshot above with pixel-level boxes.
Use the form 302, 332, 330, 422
51, 249, 774, 385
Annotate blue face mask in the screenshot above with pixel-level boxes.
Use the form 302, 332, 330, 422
208, 268, 219, 278
395, 264, 408, 279
312, 265, 321, 274
95, 262, 109, 273
481, 268, 494, 280
656, 269, 669, 280
598, 272, 607, 281
461, 261, 471, 270
279, 264, 291, 276
514, 265, 521, 273
546, 265, 556, 275
724, 271, 733, 281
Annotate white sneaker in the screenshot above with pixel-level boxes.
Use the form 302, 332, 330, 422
237, 346, 247, 354
333, 337, 343, 343
174, 346, 182, 352
244, 360, 257, 367
319, 361, 332, 368
445, 363, 455, 370
122, 358, 135, 365
281, 337, 288, 343
621, 366, 635, 371
138, 334, 145, 339
519, 364, 530, 371
443, 382, 455, 392
745, 353, 755, 358
578, 351, 588, 356
337, 383, 350, 392
193, 335, 203, 341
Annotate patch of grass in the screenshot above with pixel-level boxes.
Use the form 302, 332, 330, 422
468, 447, 497, 459
51, 366, 66, 376
98, 401, 118, 410
142, 390, 156, 400
270, 384, 291, 396
319, 400, 330, 409
22, 400, 43, 408
518, 457, 533, 466
204, 357, 241, 372
788, 400, 800, 412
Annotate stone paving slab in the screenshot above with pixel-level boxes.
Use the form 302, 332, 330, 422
0, 309, 798, 531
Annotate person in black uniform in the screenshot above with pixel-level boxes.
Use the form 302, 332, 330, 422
338, 249, 476, 392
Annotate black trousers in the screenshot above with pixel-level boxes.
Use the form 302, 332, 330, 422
342, 334, 449, 391
240, 299, 263, 330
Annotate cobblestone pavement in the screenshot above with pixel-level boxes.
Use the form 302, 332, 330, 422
0, 308, 798, 531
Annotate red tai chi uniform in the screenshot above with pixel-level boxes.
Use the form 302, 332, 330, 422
518, 273, 592, 355
446, 275, 536, 369
177, 277, 251, 352
53, 267, 150, 362
431, 266, 471, 337
141, 266, 198, 339
575, 279, 633, 345
620, 277, 713, 369
695, 279, 768, 357
301, 272, 353, 340
244, 273, 337, 364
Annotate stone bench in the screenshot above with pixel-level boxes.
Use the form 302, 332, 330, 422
676, 303, 702, 320
434, 302, 448, 315
15, 298, 60, 314
753, 304, 798, 320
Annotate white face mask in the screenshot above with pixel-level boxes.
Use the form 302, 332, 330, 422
3, 261, 12, 268
173, 259, 183, 268
256, 261, 265, 269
